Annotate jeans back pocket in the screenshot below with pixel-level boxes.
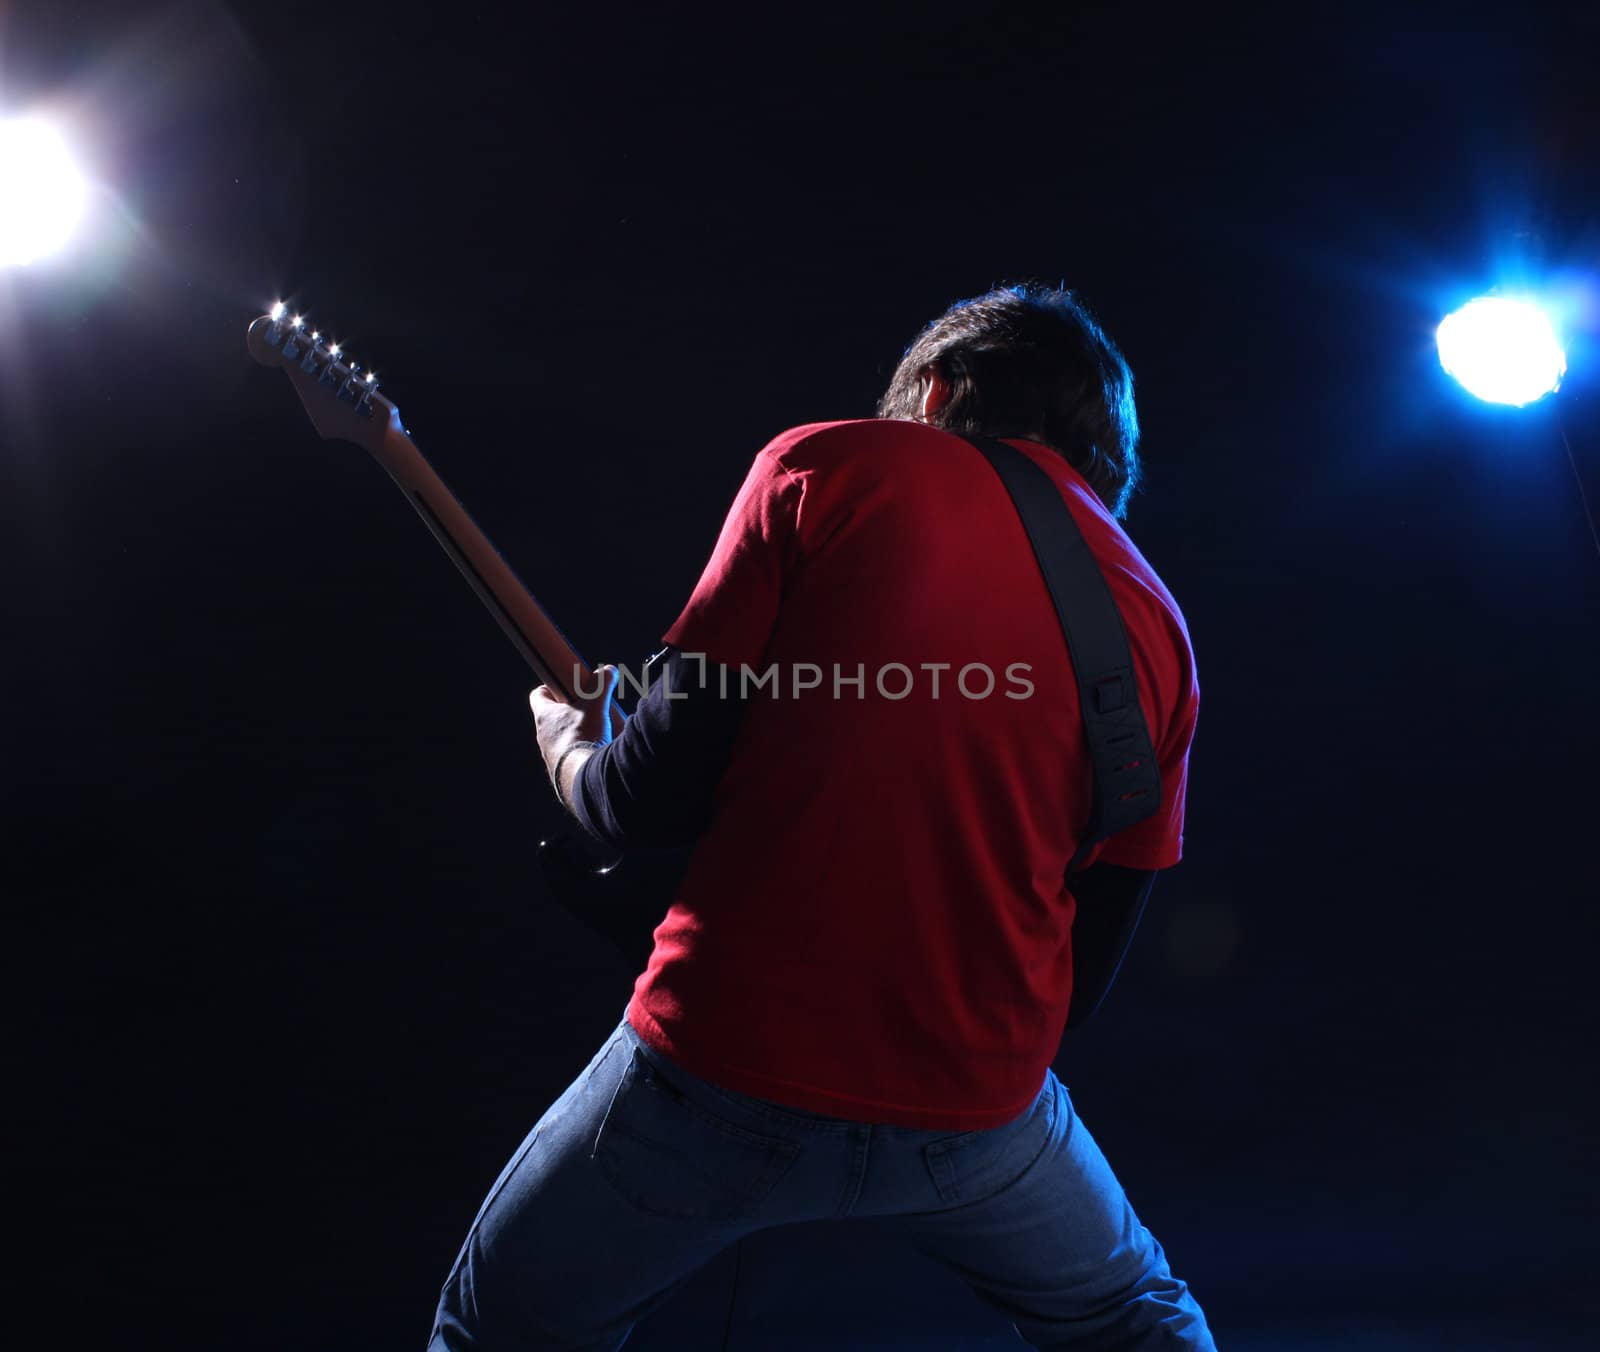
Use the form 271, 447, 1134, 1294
594, 1047, 800, 1222
923, 1074, 1058, 1206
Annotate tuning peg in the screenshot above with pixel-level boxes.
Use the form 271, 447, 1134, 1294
337, 361, 364, 402
316, 342, 345, 387
354, 369, 379, 418
264, 300, 288, 346
281, 313, 308, 360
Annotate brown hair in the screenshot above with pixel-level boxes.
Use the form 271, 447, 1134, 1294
877, 285, 1142, 518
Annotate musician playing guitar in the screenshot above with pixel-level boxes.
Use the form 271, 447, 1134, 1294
424, 286, 1215, 1350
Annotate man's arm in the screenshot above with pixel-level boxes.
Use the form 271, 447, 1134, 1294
534, 648, 746, 852
1065, 863, 1158, 1030
531, 445, 802, 846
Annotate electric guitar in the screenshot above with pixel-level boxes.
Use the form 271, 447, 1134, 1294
246, 307, 678, 970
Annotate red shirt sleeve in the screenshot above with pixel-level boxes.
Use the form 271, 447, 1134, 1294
662, 447, 804, 667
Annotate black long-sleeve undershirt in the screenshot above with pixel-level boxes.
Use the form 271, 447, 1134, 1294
1064, 864, 1157, 1029
570, 648, 747, 852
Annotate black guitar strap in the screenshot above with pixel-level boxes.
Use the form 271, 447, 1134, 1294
962, 437, 1163, 871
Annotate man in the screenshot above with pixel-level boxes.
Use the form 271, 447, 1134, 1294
428, 286, 1214, 1350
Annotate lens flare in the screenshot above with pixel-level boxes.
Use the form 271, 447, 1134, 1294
0, 117, 88, 266
1437, 297, 1567, 406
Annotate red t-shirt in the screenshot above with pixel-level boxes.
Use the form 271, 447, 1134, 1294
624, 419, 1198, 1129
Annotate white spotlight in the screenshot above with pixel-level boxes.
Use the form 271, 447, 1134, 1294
0, 117, 88, 267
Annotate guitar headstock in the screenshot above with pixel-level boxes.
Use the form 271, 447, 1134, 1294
246, 303, 401, 452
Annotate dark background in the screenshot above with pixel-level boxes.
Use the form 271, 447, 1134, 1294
3, 3, 1597, 1348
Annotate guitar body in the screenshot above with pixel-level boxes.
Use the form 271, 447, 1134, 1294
536, 835, 692, 971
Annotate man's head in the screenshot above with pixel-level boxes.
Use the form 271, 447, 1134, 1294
877, 285, 1142, 519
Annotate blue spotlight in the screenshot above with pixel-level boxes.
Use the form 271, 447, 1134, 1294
1436, 296, 1567, 406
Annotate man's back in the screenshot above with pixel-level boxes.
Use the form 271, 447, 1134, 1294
434, 287, 1218, 1352
626, 418, 1200, 1129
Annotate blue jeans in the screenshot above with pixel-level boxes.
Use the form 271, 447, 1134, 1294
429, 1014, 1214, 1350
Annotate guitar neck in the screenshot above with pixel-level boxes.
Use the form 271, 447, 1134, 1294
370, 415, 591, 701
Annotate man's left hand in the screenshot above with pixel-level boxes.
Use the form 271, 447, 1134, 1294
530, 664, 621, 786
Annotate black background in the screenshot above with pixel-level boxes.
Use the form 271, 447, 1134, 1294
3, 3, 1598, 1348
